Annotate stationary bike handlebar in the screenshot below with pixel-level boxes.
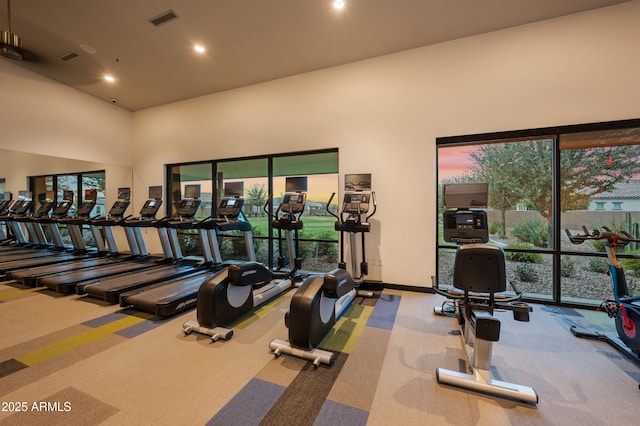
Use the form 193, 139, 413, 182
565, 226, 640, 248
431, 276, 525, 303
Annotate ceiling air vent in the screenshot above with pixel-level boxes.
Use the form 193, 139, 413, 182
149, 10, 178, 27
60, 52, 79, 62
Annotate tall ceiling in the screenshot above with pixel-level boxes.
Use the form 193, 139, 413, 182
0, 0, 630, 111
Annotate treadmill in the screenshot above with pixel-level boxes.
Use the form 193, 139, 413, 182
13, 199, 57, 249
120, 195, 257, 317
0, 195, 17, 243
39, 188, 167, 294
0, 198, 56, 259
0, 196, 72, 256
77, 196, 207, 304
0, 197, 34, 252
8, 190, 132, 287
0, 197, 89, 273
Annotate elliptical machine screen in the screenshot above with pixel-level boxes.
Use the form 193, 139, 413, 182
344, 191, 371, 214
281, 193, 305, 214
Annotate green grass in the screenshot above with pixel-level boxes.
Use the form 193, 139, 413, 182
247, 215, 338, 239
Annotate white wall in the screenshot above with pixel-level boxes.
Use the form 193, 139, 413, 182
0, 59, 133, 167
2, 2, 639, 288
0, 60, 134, 249
132, 1, 640, 288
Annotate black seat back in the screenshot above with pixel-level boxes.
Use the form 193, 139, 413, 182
453, 244, 506, 294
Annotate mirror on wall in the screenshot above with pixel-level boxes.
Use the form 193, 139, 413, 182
0, 149, 133, 206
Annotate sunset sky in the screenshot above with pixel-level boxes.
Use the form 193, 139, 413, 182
437, 146, 477, 182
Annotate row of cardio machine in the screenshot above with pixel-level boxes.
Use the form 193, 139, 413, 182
1, 179, 379, 369
1, 187, 219, 313
0, 184, 307, 320
183, 179, 379, 370
0, 191, 103, 278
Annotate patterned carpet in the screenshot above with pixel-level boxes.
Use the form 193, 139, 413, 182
1, 278, 640, 425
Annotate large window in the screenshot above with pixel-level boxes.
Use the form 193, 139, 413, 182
437, 120, 640, 307
166, 149, 339, 272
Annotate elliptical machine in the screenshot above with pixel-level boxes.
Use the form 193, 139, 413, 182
182, 185, 307, 342
432, 183, 537, 404
267, 190, 306, 278
565, 226, 640, 370
269, 187, 376, 367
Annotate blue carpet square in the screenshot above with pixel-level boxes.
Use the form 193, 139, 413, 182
115, 319, 164, 338
81, 310, 134, 328
206, 378, 285, 426
314, 400, 368, 426
366, 293, 400, 330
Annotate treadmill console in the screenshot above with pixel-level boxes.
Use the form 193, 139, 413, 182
0, 200, 11, 215
280, 192, 306, 214
174, 198, 202, 218
75, 201, 97, 217
11, 200, 33, 216
443, 210, 488, 244
139, 199, 163, 218
34, 201, 55, 218
51, 200, 73, 218
217, 197, 244, 219
107, 200, 130, 218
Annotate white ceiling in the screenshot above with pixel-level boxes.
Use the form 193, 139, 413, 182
1, 0, 630, 111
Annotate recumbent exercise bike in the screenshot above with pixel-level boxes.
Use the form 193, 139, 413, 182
432, 206, 538, 404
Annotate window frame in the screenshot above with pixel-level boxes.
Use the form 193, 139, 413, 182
165, 148, 339, 272
436, 118, 640, 307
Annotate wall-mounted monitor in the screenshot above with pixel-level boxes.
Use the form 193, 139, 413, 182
345, 173, 372, 191
118, 187, 131, 200
442, 182, 489, 209
184, 184, 201, 199
224, 181, 244, 197
285, 176, 308, 192
149, 186, 162, 199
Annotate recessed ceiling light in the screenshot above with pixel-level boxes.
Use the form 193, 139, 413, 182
80, 44, 97, 54
104, 74, 116, 83
333, 0, 345, 10
194, 44, 206, 54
